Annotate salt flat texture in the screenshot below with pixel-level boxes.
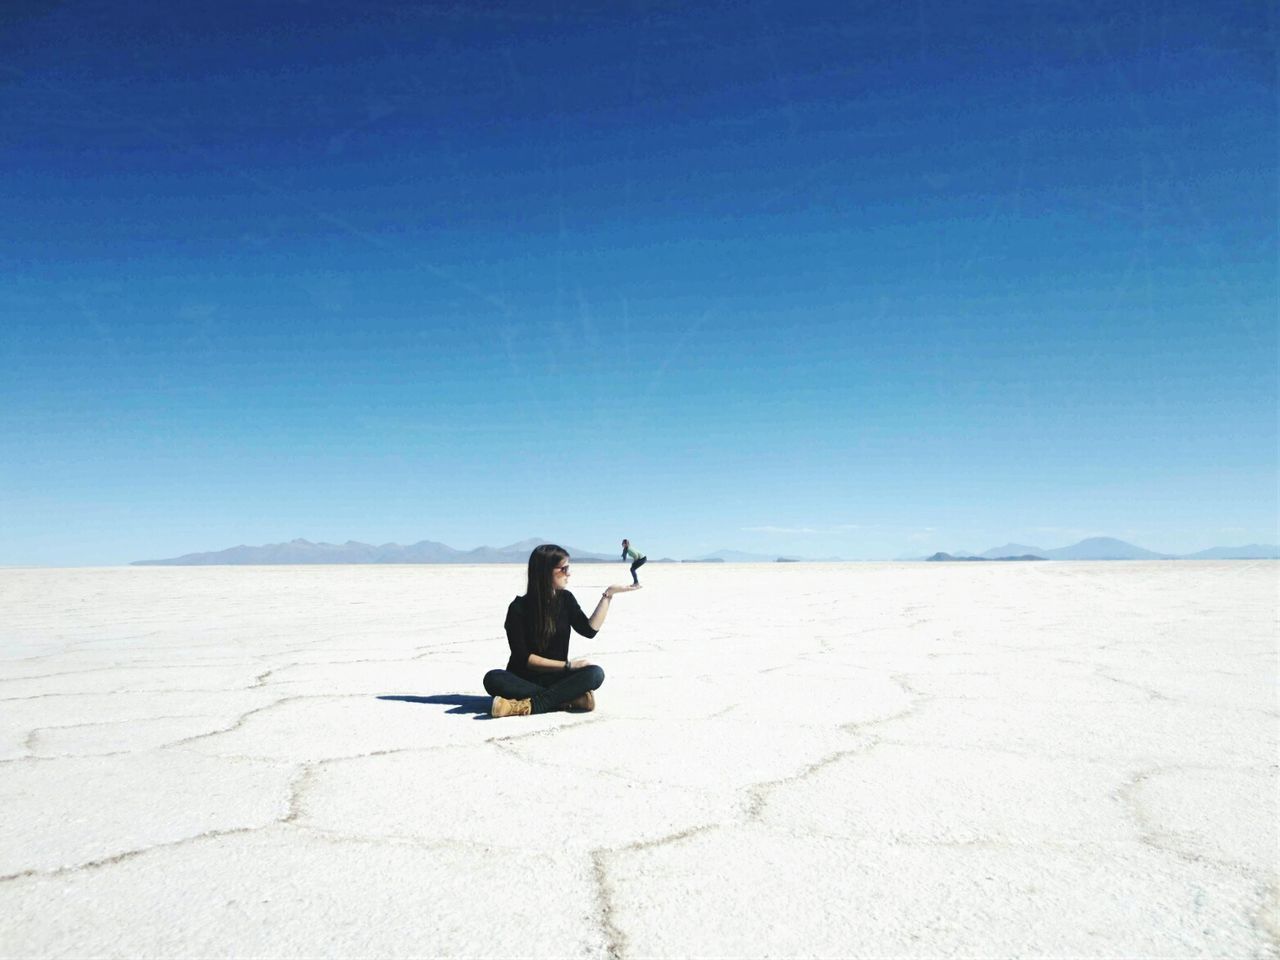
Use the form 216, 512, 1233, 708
0, 562, 1276, 959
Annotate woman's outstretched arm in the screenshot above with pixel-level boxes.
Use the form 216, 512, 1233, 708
587, 584, 639, 631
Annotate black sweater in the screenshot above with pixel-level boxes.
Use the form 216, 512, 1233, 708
504, 590, 598, 680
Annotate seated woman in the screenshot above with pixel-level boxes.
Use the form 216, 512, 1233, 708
484, 543, 637, 718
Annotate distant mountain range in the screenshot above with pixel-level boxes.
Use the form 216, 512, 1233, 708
131, 535, 1279, 566
131, 541, 843, 566
691, 549, 844, 563
927, 553, 1048, 562
918, 537, 1279, 562
132, 537, 619, 566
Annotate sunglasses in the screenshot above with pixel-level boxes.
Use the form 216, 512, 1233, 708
555, 564, 571, 574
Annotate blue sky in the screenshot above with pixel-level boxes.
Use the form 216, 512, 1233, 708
2, 0, 1275, 565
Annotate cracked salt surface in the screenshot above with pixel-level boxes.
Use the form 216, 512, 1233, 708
601, 825, 1274, 958
0, 751, 294, 878
0, 561, 1276, 958
0, 827, 606, 958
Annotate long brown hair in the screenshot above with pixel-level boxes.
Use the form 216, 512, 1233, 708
524, 543, 568, 653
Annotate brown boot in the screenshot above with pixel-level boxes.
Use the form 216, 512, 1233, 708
566, 690, 595, 712
491, 696, 532, 718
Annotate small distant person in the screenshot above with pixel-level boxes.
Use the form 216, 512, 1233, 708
484, 544, 637, 718
621, 538, 647, 586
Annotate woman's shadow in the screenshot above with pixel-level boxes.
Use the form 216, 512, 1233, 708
378, 694, 493, 719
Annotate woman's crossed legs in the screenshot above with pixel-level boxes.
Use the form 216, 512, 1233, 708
483, 665, 605, 715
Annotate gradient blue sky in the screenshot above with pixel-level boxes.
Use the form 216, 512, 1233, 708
2, 0, 1276, 565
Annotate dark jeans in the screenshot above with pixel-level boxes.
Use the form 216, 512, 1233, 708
483, 665, 606, 715
629, 556, 647, 583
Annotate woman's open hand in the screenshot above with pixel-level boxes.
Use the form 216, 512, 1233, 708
603, 584, 641, 598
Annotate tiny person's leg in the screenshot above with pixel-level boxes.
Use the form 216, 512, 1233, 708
529, 665, 605, 714
630, 559, 640, 584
